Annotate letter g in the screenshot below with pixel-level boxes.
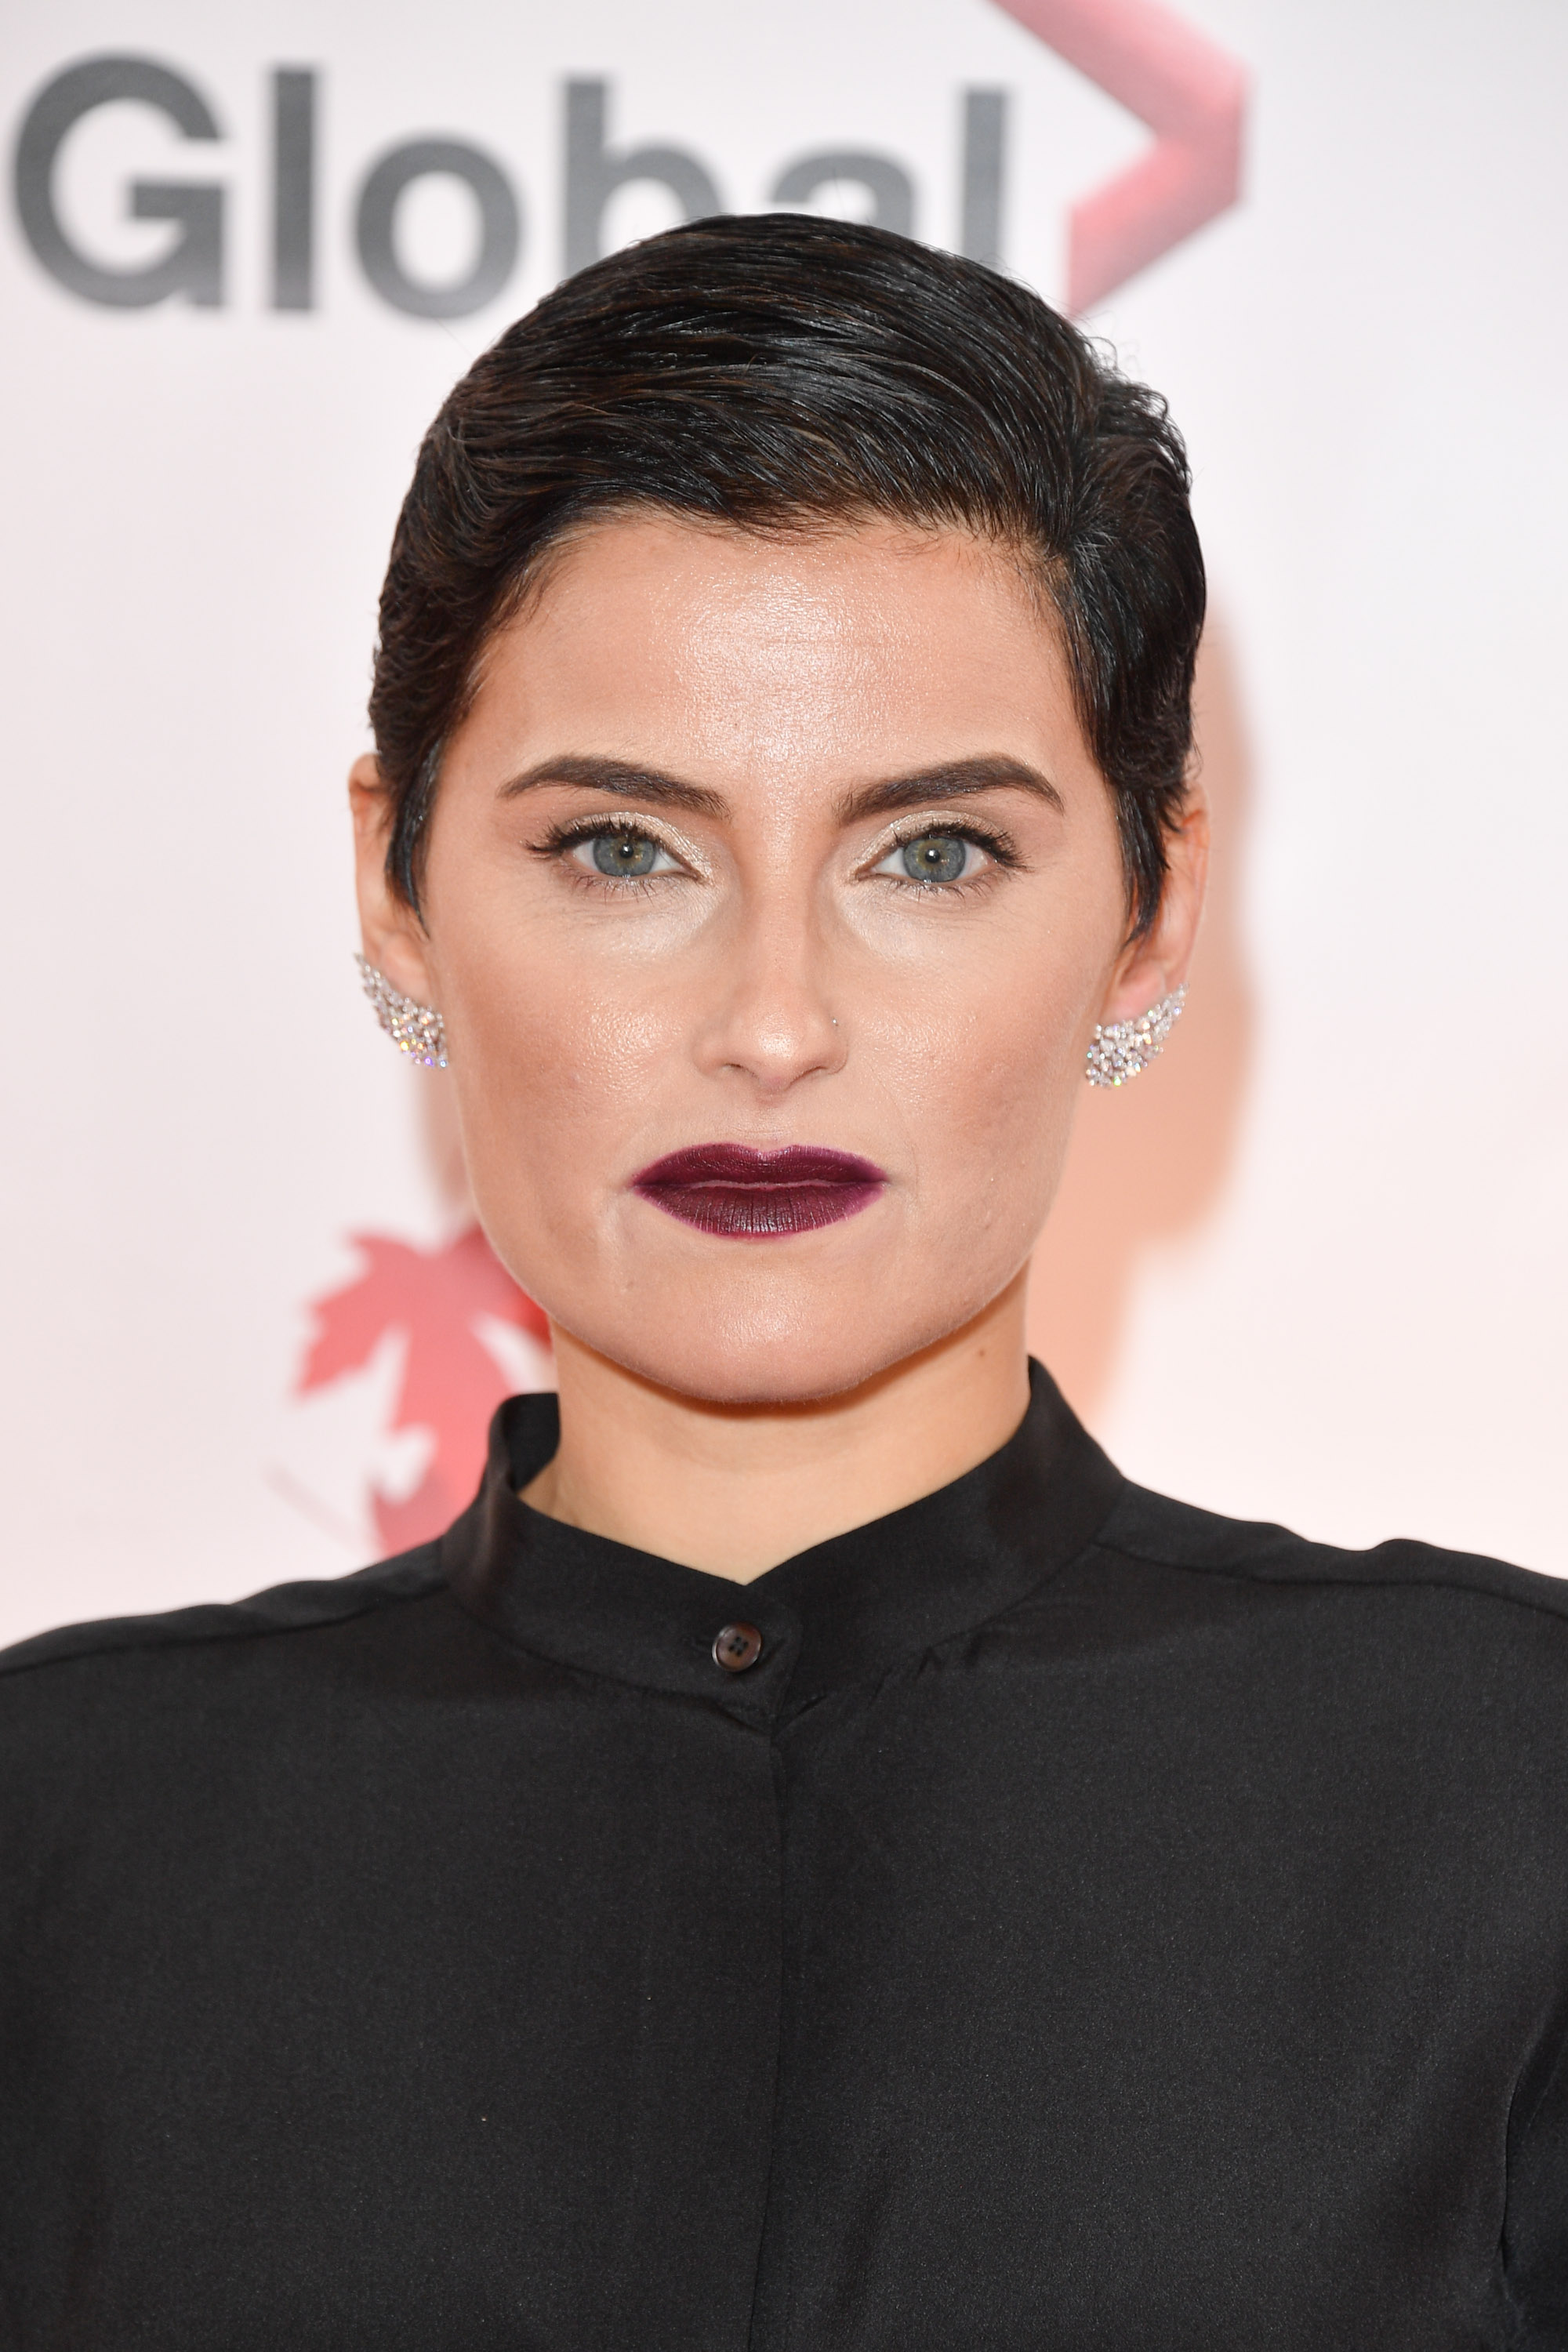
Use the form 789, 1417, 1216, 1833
13, 55, 224, 307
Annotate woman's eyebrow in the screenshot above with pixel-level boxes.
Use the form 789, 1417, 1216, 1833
497, 751, 1063, 823
497, 754, 730, 819
836, 757, 1065, 822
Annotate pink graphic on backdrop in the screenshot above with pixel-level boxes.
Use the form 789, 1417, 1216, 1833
297, 1227, 549, 1553
991, 0, 1247, 312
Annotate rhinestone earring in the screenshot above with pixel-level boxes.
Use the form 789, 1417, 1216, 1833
1085, 984, 1186, 1088
354, 953, 448, 1069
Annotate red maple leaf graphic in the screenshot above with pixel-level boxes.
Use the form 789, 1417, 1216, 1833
297, 1226, 550, 1555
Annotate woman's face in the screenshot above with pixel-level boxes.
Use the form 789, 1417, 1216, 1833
355, 515, 1203, 1405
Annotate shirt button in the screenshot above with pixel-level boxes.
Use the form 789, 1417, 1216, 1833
713, 1621, 764, 1673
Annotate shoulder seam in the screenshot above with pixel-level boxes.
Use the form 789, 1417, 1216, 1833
0, 1562, 448, 1682
1089, 1532, 1568, 1628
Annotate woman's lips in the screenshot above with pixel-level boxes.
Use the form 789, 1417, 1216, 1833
630, 1143, 887, 1239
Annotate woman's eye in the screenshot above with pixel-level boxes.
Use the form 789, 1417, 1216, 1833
571, 829, 679, 880
875, 832, 981, 885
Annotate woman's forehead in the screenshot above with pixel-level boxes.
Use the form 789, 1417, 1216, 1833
463, 514, 1080, 788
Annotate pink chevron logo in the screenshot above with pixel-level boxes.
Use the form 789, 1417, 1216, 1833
992, 0, 1247, 311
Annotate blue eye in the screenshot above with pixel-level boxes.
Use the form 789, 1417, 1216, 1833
878, 833, 975, 884
572, 829, 678, 879
593, 832, 658, 877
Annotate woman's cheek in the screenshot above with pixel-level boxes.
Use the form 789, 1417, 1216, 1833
453, 957, 670, 1230
928, 982, 1085, 1229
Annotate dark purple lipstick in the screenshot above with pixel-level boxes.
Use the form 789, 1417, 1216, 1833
630, 1143, 887, 1238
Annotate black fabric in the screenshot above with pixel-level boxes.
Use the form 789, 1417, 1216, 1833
4, 1361, 1568, 2347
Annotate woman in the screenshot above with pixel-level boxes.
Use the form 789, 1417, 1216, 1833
4, 216, 1566, 2348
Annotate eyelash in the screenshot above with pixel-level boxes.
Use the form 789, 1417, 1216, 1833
873, 819, 1021, 890
530, 815, 1022, 892
532, 814, 691, 894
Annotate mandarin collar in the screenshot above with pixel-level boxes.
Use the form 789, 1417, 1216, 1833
442, 1360, 1124, 1730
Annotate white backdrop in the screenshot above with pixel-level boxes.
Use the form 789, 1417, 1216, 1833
2, 0, 1564, 1648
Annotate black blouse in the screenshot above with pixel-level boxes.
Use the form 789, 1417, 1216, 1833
4, 1364, 1568, 2348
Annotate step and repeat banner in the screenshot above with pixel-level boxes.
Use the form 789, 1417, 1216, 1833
2, 0, 1564, 1642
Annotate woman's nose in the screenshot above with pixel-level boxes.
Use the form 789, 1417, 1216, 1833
690, 906, 848, 1095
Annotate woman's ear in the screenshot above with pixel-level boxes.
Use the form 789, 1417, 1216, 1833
349, 753, 438, 1006
1097, 782, 1210, 1027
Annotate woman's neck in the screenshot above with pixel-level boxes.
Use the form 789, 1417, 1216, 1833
521, 1273, 1033, 1581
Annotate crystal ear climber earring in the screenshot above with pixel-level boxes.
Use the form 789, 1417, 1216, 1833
1084, 985, 1185, 1087
354, 953, 447, 1068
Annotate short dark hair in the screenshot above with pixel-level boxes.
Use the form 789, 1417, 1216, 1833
369, 213, 1204, 935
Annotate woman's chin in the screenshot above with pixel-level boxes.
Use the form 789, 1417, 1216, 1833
552, 1283, 998, 1410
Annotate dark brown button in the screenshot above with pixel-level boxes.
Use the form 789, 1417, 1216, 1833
713, 1621, 764, 1673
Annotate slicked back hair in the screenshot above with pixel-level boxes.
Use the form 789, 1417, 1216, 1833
369, 213, 1205, 935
